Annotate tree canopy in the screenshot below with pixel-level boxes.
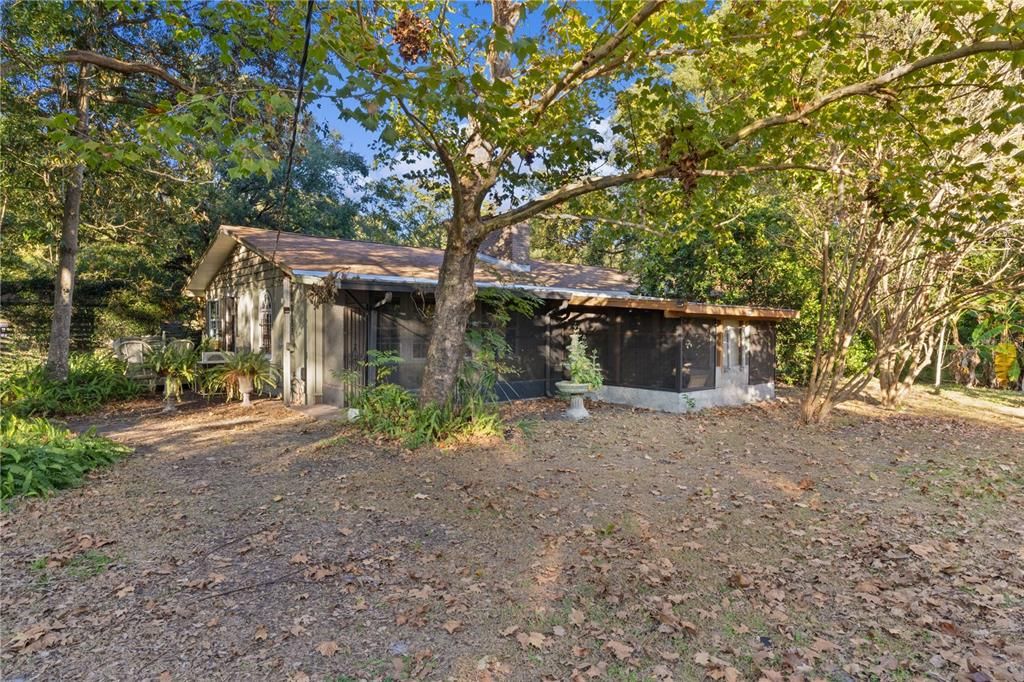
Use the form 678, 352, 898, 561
2, 0, 1021, 415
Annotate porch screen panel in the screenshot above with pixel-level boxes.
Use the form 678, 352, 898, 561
747, 322, 775, 385
616, 310, 680, 391
554, 308, 682, 393
496, 311, 548, 400
376, 294, 431, 390
680, 320, 716, 391
548, 308, 613, 390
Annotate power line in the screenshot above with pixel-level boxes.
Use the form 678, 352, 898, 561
273, 0, 316, 264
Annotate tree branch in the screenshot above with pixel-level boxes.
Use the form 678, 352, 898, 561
484, 165, 673, 229
696, 163, 847, 177
57, 49, 194, 94
395, 97, 463, 220
484, 38, 1021, 232
538, 212, 670, 237
528, 0, 666, 120
717, 39, 1022, 150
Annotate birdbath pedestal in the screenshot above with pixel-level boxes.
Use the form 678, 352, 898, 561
555, 381, 590, 421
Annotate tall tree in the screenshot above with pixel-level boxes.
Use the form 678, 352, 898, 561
2, 0, 301, 378
206, 130, 368, 239
312, 0, 1022, 404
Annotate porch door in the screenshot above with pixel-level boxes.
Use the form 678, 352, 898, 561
341, 301, 368, 400
321, 295, 368, 407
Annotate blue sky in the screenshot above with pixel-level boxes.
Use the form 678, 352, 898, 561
304, 1, 608, 176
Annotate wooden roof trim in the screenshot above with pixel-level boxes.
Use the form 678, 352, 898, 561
566, 295, 798, 321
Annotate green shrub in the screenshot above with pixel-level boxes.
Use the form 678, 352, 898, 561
0, 414, 132, 501
354, 386, 504, 449
0, 352, 141, 417
339, 352, 505, 449
563, 330, 604, 389
142, 344, 199, 404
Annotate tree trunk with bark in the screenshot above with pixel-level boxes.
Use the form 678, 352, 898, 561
45, 65, 90, 381
418, 227, 484, 405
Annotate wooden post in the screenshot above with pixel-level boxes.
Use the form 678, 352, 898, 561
282, 277, 292, 405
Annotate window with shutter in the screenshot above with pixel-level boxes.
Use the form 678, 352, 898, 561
259, 291, 272, 354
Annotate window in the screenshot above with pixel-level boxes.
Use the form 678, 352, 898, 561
748, 323, 775, 385
206, 299, 219, 340
724, 325, 744, 369
680, 320, 715, 391
258, 291, 272, 354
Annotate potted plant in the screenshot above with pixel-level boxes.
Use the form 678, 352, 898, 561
143, 344, 199, 412
556, 331, 604, 420
217, 350, 280, 407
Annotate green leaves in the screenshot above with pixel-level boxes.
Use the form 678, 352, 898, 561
0, 414, 132, 501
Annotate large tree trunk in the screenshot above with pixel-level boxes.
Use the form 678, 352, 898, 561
878, 359, 899, 408
418, 235, 482, 405
45, 65, 90, 381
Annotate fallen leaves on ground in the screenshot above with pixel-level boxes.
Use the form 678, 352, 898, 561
1, 394, 1021, 680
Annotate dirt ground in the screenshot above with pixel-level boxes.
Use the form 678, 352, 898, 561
2, 387, 1022, 682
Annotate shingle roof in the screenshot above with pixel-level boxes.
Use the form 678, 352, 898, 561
185, 225, 798, 321
214, 225, 637, 294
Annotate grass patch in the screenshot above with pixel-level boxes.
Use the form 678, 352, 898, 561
66, 551, 115, 578
937, 383, 1024, 409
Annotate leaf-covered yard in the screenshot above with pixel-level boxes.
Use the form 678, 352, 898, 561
2, 390, 1022, 681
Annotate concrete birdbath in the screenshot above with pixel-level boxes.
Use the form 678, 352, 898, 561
555, 380, 591, 420
557, 331, 604, 421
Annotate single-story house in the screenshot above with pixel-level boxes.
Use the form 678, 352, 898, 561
185, 225, 797, 412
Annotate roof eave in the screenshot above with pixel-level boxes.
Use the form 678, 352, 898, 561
289, 270, 797, 320
182, 228, 243, 297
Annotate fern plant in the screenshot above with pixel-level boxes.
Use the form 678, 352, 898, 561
143, 345, 199, 411
216, 350, 279, 406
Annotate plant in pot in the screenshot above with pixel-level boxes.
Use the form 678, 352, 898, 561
556, 331, 603, 420
217, 350, 280, 407
143, 345, 199, 412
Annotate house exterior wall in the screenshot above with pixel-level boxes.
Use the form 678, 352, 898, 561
205, 244, 285, 361
593, 319, 775, 413
203, 244, 289, 398
201, 250, 781, 413
301, 295, 778, 414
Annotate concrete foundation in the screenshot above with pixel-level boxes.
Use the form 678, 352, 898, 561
593, 365, 775, 413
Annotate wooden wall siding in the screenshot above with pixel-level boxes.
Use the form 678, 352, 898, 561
207, 244, 285, 363
305, 297, 324, 403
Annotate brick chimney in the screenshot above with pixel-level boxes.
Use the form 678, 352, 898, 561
478, 223, 531, 271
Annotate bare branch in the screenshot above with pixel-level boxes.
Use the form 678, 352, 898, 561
485, 165, 673, 229
58, 49, 194, 94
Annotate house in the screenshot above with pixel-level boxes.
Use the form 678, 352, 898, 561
185, 225, 797, 412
